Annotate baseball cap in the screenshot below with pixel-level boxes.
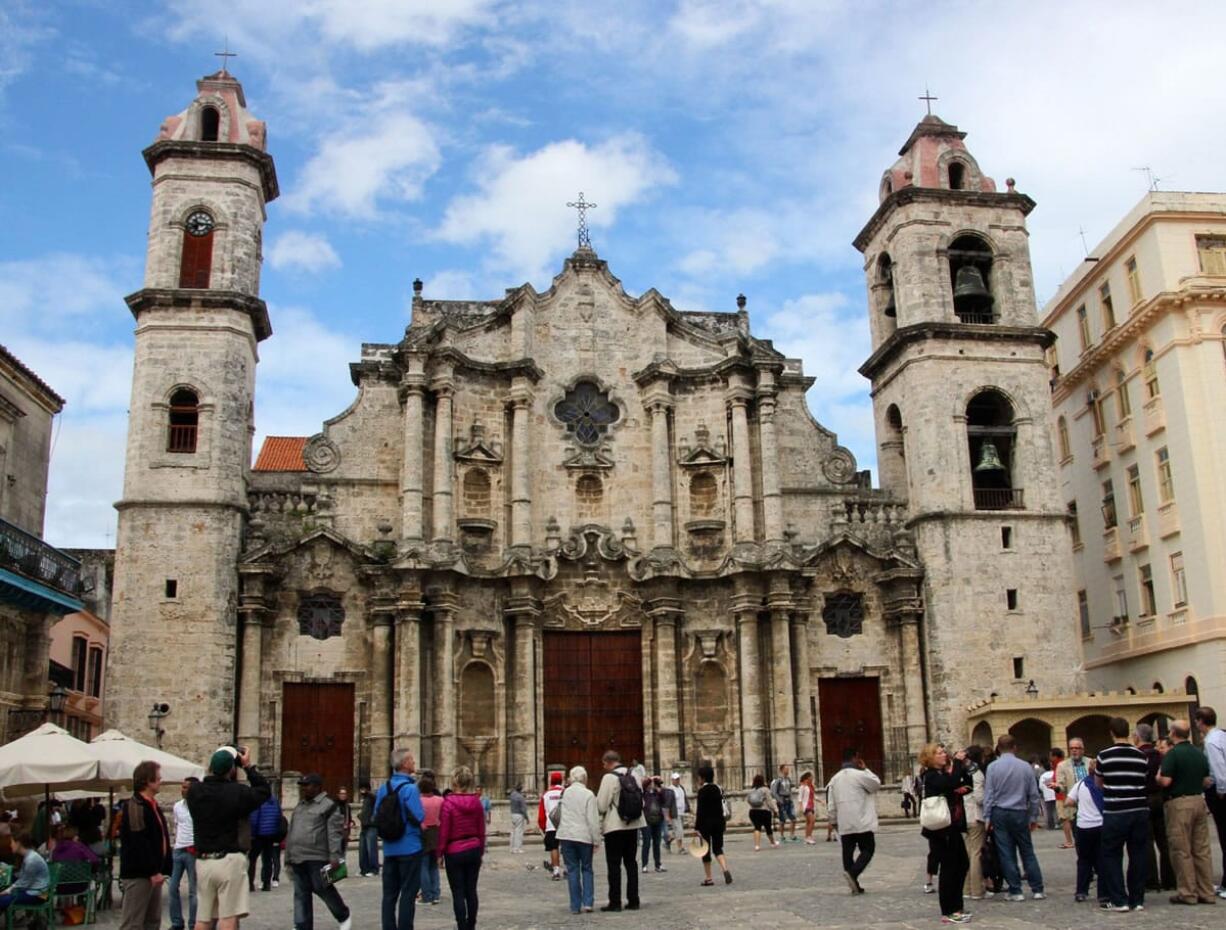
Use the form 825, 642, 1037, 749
670, 772, 680, 779
209, 746, 238, 776
549, 771, 564, 786
298, 773, 324, 786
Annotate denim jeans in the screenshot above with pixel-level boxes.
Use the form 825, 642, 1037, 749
1101, 809, 1150, 908
443, 847, 481, 930
381, 853, 422, 930
991, 807, 1044, 894
639, 821, 663, 869
168, 847, 197, 929
419, 851, 441, 903
359, 826, 380, 875
290, 861, 349, 930
560, 840, 594, 912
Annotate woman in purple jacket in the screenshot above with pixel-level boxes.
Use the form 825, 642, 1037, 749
437, 767, 486, 930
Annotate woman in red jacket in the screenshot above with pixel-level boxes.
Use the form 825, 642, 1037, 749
437, 766, 486, 930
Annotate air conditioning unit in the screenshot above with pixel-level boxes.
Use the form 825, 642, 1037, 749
1086, 389, 1100, 405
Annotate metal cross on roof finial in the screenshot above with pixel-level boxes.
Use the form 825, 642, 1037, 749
566, 192, 597, 249
919, 86, 938, 116
214, 36, 238, 75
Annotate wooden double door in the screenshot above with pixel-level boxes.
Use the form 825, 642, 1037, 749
818, 677, 884, 780
543, 631, 644, 781
281, 682, 354, 795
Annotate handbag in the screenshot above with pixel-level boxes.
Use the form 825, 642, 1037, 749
548, 787, 565, 829
920, 794, 951, 831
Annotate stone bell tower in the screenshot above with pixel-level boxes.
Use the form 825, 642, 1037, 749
854, 114, 1080, 741
106, 68, 278, 764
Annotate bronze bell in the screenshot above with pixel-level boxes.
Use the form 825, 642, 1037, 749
883, 289, 896, 318
953, 265, 993, 316
974, 440, 1006, 472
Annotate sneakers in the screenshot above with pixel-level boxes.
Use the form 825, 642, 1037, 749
940, 913, 972, 924
655, 865, 667, 873
1075, 894, 1087, 902
338, 918, 352, 930
923, 883, 936, 894
641, 866, 649, 873
1032, 892, 1047, 900
271, 880, 280, 888
805, 839, 817, 846
1131, 905, 1145, 911
1099, 903, 1130, 911
1005, 893, 1025, 902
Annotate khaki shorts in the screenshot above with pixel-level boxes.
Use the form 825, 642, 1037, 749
196, 852, 249, 921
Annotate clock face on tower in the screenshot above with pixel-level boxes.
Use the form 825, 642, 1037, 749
185, 211, 215, 237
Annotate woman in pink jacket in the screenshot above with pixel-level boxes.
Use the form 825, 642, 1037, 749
437, 766, 486, 930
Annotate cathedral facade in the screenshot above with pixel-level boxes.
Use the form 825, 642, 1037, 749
105, 71, 1083, 792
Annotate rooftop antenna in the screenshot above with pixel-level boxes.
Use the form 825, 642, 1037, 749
1132, 166, 1161, 192
1077, 227, 1090, 257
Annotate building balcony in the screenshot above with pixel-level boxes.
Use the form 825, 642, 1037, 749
1167, 607, 1189, 626
1157, 501, 1180, 538
1113, 417, 1136, 453
0, 517, 84, 615
1127, 513, 1149, 551
1102, 526, 1122, 562
1091, 435, 1111, 469
973, 487, 1025, 511
1143, 396, 1165, 436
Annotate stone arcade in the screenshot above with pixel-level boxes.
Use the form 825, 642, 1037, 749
105, 71, 1084, 793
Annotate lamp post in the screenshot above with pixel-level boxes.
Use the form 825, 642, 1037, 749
1025, 679, 1039, 698
148, 702, 170, 749
47, 684, 68, 725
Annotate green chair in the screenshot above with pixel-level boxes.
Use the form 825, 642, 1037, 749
6, 861, 59, 930
0, 867, 11, 891
51, 861, 94, 925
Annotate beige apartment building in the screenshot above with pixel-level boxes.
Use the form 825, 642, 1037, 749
1043, 191, 1226, 721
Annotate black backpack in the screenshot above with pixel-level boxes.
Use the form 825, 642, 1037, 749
374, 782, 421, 841
642, 789, 662, 825
616, 771, 643, 823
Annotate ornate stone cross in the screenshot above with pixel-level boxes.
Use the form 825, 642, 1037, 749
566, 192, 597, 249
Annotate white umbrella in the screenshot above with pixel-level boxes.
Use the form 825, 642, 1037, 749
0, 722, 100, 798
89, 729, 205, 786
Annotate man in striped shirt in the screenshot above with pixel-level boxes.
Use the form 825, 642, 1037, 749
1095, 717, 1152, 911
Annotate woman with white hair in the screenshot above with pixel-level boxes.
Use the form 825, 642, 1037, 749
555, 766, 602, 915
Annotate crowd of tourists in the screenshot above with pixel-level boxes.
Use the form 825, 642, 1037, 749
15, 703, 1223, 930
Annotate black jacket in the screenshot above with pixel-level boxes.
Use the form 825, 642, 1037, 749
118, 794, 172, 879
187, 766, 272, 855
921, 764, 973, 836
695, 783, 725, 837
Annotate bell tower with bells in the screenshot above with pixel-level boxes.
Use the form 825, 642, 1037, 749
107, 64, 279, 766
853, 110, 1080, 741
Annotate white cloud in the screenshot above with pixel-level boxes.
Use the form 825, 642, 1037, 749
437, 134, 677, 282
287, 113, 441, 218
676, 207, 783, 278
0, 4, 53, 104
257, 305, 361, 438
43, 413, 127, 549
0, 253, 130, 330
267, 231, 342, 273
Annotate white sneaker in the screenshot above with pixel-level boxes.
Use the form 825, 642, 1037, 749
271, 880, 280, 888
1032, 892, 1046, 900
338, 917, 352, 930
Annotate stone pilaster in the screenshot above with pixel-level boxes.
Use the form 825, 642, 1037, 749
726, 376, 756, 544
645, 395, 674, 550
767, 584, 796, 769
368, 614, 394, 777
734, 595, 765, 773
400, 355, 427, 542
432, 592, 459, 776
431, 376, 455, 544
236, 614, 264, 761
393, 598, 424, 761
510, 385, 533, 548
757, 374, 784, 543
789, 608, 815, 765
893, 611, 928, 758
506, 596, 541, 786
648, 598, 683, 769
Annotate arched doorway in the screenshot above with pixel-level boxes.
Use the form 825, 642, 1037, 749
1066, 714, 1113, 757
1008, 718, 1052, 763
1138, 712, 1171, 741
971, 721, 993, 749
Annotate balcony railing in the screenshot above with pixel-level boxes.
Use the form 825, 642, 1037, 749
1114, 417, 1135, 452
973, 487, 1025, 511
167, 423, 198, 453
0, 517, 82, 596
1091, 435, 1111, 469
1143, 396, 1165, 436
955, 311, 996, 325
1157, 501, 1180, 538
1102, 526, 1122, 562
1127, 514, 1149, 551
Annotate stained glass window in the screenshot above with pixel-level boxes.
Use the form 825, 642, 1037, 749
554, 381, 619, 446
298, 593, 345, 640
822, 592, 864, 638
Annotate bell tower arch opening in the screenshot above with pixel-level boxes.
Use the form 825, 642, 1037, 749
967, 389, 1017, 510
950, 234, 995, 324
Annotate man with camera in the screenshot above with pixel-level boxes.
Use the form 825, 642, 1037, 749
187, 746, 271, 930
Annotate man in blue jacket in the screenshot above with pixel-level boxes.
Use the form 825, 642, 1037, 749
248, 795, 282, 892
373, 749, 426, 930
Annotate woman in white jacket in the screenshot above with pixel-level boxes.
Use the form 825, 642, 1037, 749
555, 766, 602, 915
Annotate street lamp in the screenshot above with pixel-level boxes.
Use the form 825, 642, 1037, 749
47, 685, 68, 723
147, 702, 170, 748
1025, 679, 1039, 697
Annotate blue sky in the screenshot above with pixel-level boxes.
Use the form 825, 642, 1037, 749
3, 1, 1224, 548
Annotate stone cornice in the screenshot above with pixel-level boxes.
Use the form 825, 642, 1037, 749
859, 321, 1052, 381
142, 140, 279, 203
632, 354, 757, 387
125, 288, 272, 342
854, 188, 1036, 253
426, 347, 543, 383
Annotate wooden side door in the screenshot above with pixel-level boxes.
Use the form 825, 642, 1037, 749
281, 682, 355, 796
817, 677, 884, 782
543, 632, 593, 776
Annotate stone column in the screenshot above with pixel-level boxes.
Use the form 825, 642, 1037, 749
400, 357, 427, 542
757, 376, 784, 543
646, 396, 674, 549
790, 609, 815, 765
393, 599, 424, 761
433, 593, 459, 776
236, 614, 264, 761
431, 379, 455, 544
369, 615, 394, 775
648, 599, 683, 769
506, 597, 540, 786
767, 587, 796, 769
726, 377, 756, 544
735, 596, 765, 773
510, 386, 533, 548
895, 612, 928, 758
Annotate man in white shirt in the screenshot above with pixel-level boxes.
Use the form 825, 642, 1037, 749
668, 773, 688, 855
169, 777, 199, 930
826, 749, 881, 894
1194, 706, 1226, 898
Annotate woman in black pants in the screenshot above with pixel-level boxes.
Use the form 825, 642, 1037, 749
694, 764, 732, 886
920, 744, 973, 924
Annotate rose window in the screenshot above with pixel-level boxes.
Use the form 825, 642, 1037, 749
554, 381, 619, 446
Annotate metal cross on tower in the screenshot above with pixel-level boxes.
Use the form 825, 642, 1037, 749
919, 86, 938, 116
566, 192, 597, 249
214, 37, 238, 75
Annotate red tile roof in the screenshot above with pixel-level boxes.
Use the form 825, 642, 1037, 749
0, 343, 65, 409
253, 436, 308, 472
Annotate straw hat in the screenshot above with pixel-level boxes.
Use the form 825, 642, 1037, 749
686, 834, 709, 859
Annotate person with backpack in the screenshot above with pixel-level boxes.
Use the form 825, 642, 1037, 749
284, 773, 350, 930
770, 764, 797, 843
536, 772, 565, 880
639, 776, 667, 874
595, 750, 645, 912
248, 794, 282, 892
746, 774, 779, 851
372, 749, 427, 930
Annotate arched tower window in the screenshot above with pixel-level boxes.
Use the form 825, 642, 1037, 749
877, 253, 896, 318
948, 161, 966, 190
689, 472, 718, 517
200, 106, 220, 142
967, 389, 1018, 510
179, 209, 215, 289
167, 389, 199, 453
949, 234, 994, 324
